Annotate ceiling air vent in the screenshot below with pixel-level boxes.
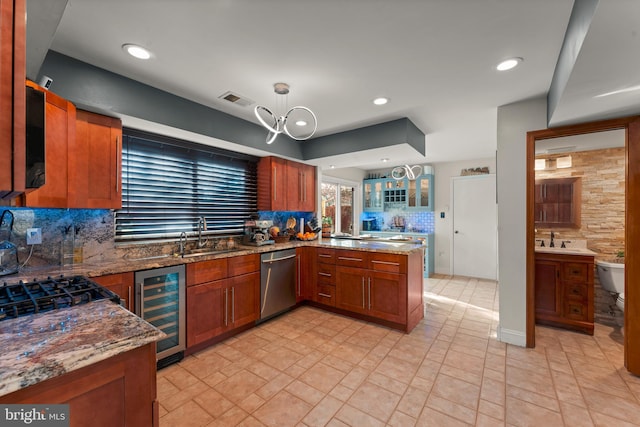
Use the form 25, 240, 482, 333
218, 91, 254, 107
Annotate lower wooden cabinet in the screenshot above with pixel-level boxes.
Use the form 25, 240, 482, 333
534, 252, 594, 334
335, 266, 407, 324
296, 247, 314, 302
186, 254, 259, 349
92, 272, 134, 311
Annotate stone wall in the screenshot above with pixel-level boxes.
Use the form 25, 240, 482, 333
535, 147, 625, 325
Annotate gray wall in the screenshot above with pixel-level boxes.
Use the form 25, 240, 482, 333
496, 96, 547, 346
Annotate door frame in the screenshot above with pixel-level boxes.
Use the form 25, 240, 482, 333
525, 115, 640, 375
450, 174, 497, 279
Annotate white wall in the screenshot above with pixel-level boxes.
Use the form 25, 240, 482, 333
322, 167, 367, 182
496, 96, 547, 346
432, 158, 496, 275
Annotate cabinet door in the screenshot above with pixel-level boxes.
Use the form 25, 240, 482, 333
418, 175, 433, 210
228, 272, 260, 328
299, 162, 316, 212
335, 266, 367, 315
297, 247, 314, 302
534, 260, 561, 317
70, 110, 122, 209
368, 271, 407, 324
92, 272, 135, 312
22, 86, 75, 208
363, 179, 384, 212
257, 156, 287, 211
0, 0, 26, 198
186, 279, 225, 347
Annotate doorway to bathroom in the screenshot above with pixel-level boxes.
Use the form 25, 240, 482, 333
525, 115, 640, 376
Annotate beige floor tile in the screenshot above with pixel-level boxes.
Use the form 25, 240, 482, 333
415, 406, 472, 427
397, 386, 430, 418
505, 396, 563, 427
432, 373, 481, 410
298, 362, 346, 393
160, 399, 213, 427
426, 393, 477, 425
302, 395, 343, 427
582, 388, 640, 425
347, 380, 402, 422
285, 380, 326, 406
208, 405, 249, 427
161, 381, 210, 412
328, 383, 355, 401
474, 413, 505, 427
255, 371, 295, 400
559, 401, 594, 427
214, 370, 268, 404
193, 388, 235, 418
252, 390, 312, 427
388, 410, 417, 427
506, 384, 560, 412
334, 403, 386, 427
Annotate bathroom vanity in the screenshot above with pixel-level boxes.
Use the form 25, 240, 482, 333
534, 247, 595, 335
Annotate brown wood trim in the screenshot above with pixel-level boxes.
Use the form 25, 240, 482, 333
526, 115, 640, 376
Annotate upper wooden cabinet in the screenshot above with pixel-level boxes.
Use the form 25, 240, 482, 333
0, 0, 26, 199
257, 156, 316, 212
534, 177, 581, 228
70, 110, 122, 209
21, 81, 76, 208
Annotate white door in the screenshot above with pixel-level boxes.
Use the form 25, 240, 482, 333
452, 175, 497, 280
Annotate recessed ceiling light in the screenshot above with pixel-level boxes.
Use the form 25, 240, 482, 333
295, 120, 307, 126
373, 97, 389, 106
381, 158, 389, 162
330, 165, 335, 169
496, 57, 523, 71
122, 44, 152, 60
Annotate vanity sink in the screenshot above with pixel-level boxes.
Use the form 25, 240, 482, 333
535, 246, 596, 256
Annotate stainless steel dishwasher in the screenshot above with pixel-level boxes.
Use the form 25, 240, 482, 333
260, 249, 297, 321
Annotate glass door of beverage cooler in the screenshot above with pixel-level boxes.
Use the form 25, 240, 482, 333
135, 265, 185, 362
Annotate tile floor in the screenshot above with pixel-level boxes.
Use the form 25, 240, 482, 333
158, 275, 640, 426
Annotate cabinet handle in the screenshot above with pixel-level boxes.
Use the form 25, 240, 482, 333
273, 167, 277, 201
361, 277, 365, 308
338, 256, 363, 262
319, 254, 331, 258
115, 136, 120, 192
318, 292, 332, 298
231, 287, 235, 324
297, 256, 301, 296
127, 285, 132, 311
368, 277, 371, 310
300, 171, 303, 202
371, 260, 400, 266
543, 184, 547, 200
318, 272, 332, 277
224, 288, 228, 326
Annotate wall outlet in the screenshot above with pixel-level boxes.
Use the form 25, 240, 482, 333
26, 228, 42, 245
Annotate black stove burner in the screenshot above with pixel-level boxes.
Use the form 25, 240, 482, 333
0, 275, 120, 321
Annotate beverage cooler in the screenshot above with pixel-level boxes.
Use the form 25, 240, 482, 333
135, 265, 185, 368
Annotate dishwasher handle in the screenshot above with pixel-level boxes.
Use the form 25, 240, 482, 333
262, 254, 297, 263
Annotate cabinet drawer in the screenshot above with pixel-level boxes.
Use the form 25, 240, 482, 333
316, 248, 336, 264
336, 250, 368, 268
564, 299, 588, 321
228, 253, 260, 277
187, 258, 227, 286
562, 262, 588, 282
315, 284, 336, 307
564, 282, 587, 300
317, 263, 336, 285
369, 252, 406, 273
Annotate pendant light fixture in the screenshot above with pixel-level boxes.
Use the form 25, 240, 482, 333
254, 83, 317, 144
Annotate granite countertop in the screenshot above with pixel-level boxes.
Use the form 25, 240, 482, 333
6, 239, 424, 283
0, 299, 165, 397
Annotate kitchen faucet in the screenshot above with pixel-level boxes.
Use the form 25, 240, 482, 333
197, 217, 208, 248
178, 231, 187, 256
550, 231, 555, 248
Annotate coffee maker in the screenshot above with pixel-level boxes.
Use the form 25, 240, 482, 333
243, 219, 275, 246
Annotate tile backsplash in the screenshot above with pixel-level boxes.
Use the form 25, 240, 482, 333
362, 211, 435, 233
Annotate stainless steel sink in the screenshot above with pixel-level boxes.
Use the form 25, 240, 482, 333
180, 248, 242, 258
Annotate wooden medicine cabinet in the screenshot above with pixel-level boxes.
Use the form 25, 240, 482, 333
534, 177, 581, 228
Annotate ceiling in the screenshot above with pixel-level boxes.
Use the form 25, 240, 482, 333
26, 0, 640, 171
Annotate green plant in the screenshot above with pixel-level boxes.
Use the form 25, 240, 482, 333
322, 216, 333, 226
616, 250, 625, 258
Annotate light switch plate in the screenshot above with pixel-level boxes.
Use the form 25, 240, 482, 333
26, 228, 42, 245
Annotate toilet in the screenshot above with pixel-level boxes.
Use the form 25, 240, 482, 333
596, 260, 625, 312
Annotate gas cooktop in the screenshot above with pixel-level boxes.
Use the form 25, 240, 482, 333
0, 275, 120, 322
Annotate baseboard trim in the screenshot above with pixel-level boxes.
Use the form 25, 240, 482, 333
497, 325, 526, 347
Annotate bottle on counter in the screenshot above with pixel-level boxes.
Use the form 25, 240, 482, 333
60, 225, 74, 266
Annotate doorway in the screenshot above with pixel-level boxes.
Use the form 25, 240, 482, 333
525, 115, 640, 376
321, 180, 355, 236
451, 174, 497, 280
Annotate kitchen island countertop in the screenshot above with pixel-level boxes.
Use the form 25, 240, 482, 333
0, 299, 165, 397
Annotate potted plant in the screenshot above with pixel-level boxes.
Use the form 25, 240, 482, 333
322, 216, 333, 237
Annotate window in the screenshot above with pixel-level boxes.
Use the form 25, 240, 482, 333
115, 129, 258, 242
321, 180, 355, 235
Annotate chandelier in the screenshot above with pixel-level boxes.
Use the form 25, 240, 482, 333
254, 83, 317, 144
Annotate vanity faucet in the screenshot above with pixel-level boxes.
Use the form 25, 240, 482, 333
550, 231, 555, 248
197, 216, 208, 248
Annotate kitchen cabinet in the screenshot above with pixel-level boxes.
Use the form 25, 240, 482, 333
363, 179, 384, 212
186, 254, 259, 349
0, 0, 26, 199
257, 156, 316, 212
314, 247, 336, 306
21, 81, 76, 208
335, 251, 407, 325
407, 174, 434, 211
535, 252, 594, 334
0, 342, 159, 427
534, 177, 581, 228
93, 272, 135, 312
69, 110, 122, 208
296, 246, 314, 302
